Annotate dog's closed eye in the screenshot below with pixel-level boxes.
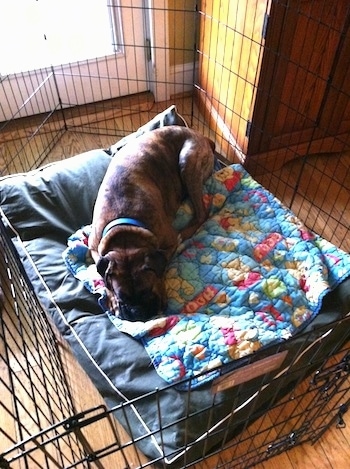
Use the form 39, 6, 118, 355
145, 251, 168, 277
96, 256, 112, 278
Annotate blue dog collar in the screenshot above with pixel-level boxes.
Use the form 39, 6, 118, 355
102, 218, 148, 238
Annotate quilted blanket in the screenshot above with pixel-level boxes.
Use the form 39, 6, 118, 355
64, 164, 350, 389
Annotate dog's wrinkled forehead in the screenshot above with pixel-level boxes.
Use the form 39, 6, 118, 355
96, 250, 139, 279
96, 248, 167, 280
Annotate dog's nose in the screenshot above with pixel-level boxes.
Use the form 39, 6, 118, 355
118, 301, 133, 320
118, 291, 131, 304
118, 299, 160, 322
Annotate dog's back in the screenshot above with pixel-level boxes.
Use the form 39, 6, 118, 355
90, 126, 215, 252
88, 126, 215, 321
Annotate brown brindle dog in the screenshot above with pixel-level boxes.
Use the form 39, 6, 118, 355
89, 126, 215, 322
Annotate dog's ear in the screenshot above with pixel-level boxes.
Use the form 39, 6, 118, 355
96, 256, 111, 278
145, 250, 168, 277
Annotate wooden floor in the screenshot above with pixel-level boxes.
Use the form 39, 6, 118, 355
1, 93, 349, 468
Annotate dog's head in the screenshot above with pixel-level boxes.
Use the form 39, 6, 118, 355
97, 247, 168, 322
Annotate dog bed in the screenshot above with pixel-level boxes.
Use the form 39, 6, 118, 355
1, 108, 350, 467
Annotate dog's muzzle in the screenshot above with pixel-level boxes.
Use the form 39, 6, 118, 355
118, 300, 160, 322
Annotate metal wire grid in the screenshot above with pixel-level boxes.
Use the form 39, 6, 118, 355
0, 1, 203, 178
1, 1, 348, 251
211, 327, 350, 469
195, 0, 350, 253
0, 218, 87, 469
0, 235, 349, 469
0, 1, 350, 467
